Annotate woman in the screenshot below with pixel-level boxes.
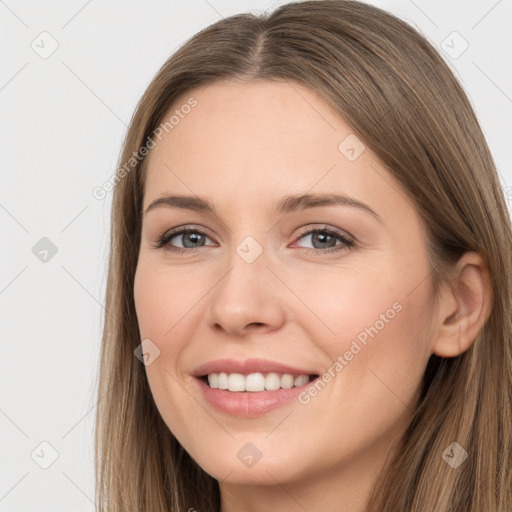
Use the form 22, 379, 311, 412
94, 1, 512, 510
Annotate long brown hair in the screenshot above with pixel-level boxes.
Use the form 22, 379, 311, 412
94, 1, 512, 510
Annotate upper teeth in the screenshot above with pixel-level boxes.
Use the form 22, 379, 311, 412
207, 372, 310, 392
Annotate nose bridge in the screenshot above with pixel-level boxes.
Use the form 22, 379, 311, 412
207, 234, 286, 334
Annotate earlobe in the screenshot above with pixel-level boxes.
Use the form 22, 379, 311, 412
432, 252, 492, 358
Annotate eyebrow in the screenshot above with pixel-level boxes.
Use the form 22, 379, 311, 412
144, 192, 382, 222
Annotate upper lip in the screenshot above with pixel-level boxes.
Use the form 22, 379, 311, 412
192, 358, 318, 377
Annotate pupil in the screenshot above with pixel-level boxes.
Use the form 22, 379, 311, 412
313, 231, 335, 249
183, 232, 203, 248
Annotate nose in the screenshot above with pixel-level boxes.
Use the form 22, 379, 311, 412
207, 247, 287, 337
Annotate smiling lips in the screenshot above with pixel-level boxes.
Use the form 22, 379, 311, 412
192, 358, 320, 416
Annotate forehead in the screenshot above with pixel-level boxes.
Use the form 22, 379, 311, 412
142, 79, 413, 222
149, 79, 348, 164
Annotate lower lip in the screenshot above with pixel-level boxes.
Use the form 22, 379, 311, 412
194, 377, 313, 417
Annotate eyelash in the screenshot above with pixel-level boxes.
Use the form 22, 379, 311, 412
152, 224, 354, 256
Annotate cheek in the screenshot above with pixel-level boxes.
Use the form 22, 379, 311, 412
306, 262, 433, 403
133, 262, 200, 341
133, 265, 183, 395
133, 262, 204, 422
130, 251, 435, 482
298, 284, 432, 470
289, 262, 403, 350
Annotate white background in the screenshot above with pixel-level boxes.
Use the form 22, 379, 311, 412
1, 0, 511, 510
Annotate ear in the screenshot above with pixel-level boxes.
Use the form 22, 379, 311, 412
431, 251, 493, 358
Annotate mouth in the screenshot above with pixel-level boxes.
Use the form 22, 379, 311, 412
199, 372, 320, 392
191, 358, 322, 416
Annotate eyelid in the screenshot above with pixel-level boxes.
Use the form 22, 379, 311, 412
158, 223, 353, 241
161, 224, 214, 239
293, 224, 354, 243
152, 224, 216, 248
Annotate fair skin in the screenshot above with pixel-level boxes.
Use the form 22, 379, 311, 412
133, 79, 491, 512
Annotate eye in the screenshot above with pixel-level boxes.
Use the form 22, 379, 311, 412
152, 226, 216, 253
290, 225, 354, 255
151, 224, 354, 256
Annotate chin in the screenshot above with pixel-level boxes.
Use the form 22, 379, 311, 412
184, 436, 309, 486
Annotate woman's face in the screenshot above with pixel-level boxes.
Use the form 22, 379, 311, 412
133, 79, 437, 490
